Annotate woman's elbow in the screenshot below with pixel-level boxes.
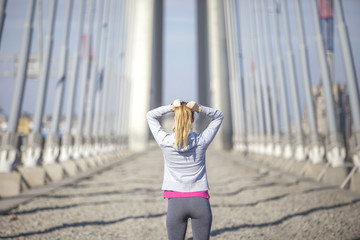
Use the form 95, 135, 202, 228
218, 111, 224, 120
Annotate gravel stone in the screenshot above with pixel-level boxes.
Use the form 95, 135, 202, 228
1, 149, 360, 239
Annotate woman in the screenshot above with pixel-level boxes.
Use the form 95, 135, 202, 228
146, 99, 224, 240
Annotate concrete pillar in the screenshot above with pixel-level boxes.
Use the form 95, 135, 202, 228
0, 0, 7, 47
128, 0, 156, 151
195, 0, 212, 134
206, 0, 232, 150
150, 0, 163, 110
197, 0, 210, 107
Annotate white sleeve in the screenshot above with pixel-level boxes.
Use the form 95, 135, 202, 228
146, 105, 172, 145
198, 106, 224, 148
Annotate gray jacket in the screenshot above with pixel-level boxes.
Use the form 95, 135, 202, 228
146, 105, 224, 192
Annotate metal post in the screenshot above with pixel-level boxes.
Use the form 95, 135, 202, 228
100, 0, 116, 152
237, 0, 255, 153
243, 72, 255, 153
82, 0, 105, 157
37, 0, 42, 72
254, 0, 273, 156
111, 0, 124, 152
118, 0, 127, 143
93, 0, 110, 155
311, 0, 346, 167
43, 0, 72, 164
232, 0, 246, 151
0, 0, 7, 47
261, 0, 281, 157
73, 0, 95, 159
281, 0, 306, 161
224, 0, 239, 150
270, 0, 292, 159
74, 0, 95, 158
224, 0, 246, 152
295, 0, 324, 164
117, 0, 129, 150
62, 0, 85, 160
104, 2, 116, 151
248, 0, 265, 154
334, 0, 360, 167
0, 0, 36, 172
121, 0, 135, 150
234, 0, 248, 152
24, 0, 58, 167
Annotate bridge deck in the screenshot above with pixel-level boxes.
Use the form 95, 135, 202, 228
1, 149, 360, 239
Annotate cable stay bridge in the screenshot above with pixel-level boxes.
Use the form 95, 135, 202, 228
0, 0, 359, 238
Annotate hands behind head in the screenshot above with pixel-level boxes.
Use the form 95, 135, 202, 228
170, 99, 201, 113
170, 99, 181, 111
186, 101, 201, 113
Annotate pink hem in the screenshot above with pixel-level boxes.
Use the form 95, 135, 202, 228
163, 190, 210, 199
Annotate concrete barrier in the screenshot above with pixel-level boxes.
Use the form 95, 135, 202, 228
0, 172, 21, 197
18, 166, 45, 190
323, 166, 349, 186
61, 161, 78, 176
44, 163, 63, 182
75, 158, 89, 172
350, 171, 360, 193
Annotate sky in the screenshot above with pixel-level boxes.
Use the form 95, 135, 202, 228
0, 0, 359, 120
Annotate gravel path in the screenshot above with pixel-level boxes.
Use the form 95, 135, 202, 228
0, 149, 360, 239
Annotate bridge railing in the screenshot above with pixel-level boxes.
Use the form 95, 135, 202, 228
0, 0, 131, 197
223, 0, 359, 193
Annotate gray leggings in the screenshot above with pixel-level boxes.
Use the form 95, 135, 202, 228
166, 197, 212, 240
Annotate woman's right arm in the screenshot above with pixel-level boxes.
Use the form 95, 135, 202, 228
146, 105, 172, 145
198, 106, 224, 148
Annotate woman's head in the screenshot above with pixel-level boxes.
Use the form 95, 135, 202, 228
174, 102, 194, 148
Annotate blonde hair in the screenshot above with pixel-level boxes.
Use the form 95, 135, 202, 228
174, 102, 194, 148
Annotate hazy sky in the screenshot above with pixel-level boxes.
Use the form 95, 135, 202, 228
0, 0, 359, 119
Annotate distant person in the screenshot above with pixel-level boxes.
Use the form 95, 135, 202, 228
146, 99, 224, 240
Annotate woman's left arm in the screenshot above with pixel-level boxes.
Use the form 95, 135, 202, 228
146, 105, 172, 145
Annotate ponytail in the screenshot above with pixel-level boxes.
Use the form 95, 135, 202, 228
174, 103, 194, 148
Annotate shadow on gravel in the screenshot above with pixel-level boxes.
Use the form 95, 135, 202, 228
212, 194, 289, 208
69, 182, 118, 188
212, 180, 300, 197
211, 172, 270, 187
69, 178, 160, 189
211, 186, 338, 209
42, 187, 160, 199
2, 198, 158, 216
0, 212, 167, 239
209, 198, 360, 237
